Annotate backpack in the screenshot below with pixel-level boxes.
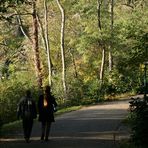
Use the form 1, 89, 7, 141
22, 99, 33, 119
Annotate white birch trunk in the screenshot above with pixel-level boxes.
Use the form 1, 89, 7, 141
44, 0, 52, 86
56, 0, 67, 99
100, 47, 105, 83
97, 0, 105, 84
109, 0, 114, 72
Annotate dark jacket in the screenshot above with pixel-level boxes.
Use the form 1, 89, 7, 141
38, 93, 57, 122
17, 97, 37, 119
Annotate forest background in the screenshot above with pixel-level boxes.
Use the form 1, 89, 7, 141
0, 0, 148, 127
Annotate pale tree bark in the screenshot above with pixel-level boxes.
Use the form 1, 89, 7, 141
16, 14, 33, 43
56, 0, 67, 99
32, 0, 43, 89
97, 0, 105, 84
108, 0, 114, 72
100, 47, 105, 82
44, 0, 52, 86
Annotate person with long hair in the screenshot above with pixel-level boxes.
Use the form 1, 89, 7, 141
38, 85, 57, 142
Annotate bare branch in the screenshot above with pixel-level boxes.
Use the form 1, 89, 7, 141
15, 12, 33, 44
122, 3, 134, 9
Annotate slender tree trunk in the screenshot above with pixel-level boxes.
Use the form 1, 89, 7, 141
97, 0, 102, 30
100, 47, 105, 83
56, 0, 67, 99
97, 0, 105, 84
16, 14, 33, 42
108, 49, 112, 71
32, 1, 43, 89
108, 0, 114, 72
44, 0, 52, 86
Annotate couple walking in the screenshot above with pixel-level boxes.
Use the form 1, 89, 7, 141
17, 85, 57, 143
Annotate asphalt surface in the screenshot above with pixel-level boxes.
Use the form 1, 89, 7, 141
0, 99, 131, 148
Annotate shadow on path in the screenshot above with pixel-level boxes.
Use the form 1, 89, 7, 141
0, 100, 131, 148
0, 136, 120, 148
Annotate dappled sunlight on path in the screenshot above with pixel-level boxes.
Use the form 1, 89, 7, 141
0, 100, 131, 148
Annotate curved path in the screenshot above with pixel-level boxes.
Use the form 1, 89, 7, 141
0, 99, 131, 148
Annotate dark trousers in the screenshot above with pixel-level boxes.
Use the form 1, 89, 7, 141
22, 118, 33, 139
41, 121, 51, 140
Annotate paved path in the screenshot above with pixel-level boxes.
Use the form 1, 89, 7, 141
0, 99, 131, 148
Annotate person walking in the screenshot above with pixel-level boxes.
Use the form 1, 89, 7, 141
38, 85, 57, 142
17, 90, 37, 143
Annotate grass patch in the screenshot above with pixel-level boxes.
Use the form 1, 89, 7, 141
55, 105, 82, 116
105, 92, 136, 101
0, 120, 22, 137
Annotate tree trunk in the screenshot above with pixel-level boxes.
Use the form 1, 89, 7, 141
97, 0, 105, 84
97, 0, 102, 30
32, 1, 43, 89
44, 0, 52, 86
108, 49, 112, 71
56, 0, 67, 99
108, 0, 114, 72
100, 46, 105, 83
16, 7, 43, 89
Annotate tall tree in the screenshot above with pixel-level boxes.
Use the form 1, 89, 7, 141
16, 1, 43, 89
97, 0, 105, 84
44, 0, 52, 86
56, 0, 67, 99
32, 0, 43, 89
108, 0, 114, 72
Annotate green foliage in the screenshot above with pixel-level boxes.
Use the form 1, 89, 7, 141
0, 72, 38, 127
0, 0, 148, 126
103, 69, 142, 96
0, 120, 22, 137
66, 78, 83, 105
0, 0, 25, 14
0, 79, 24, 126
128, 97, 148, 147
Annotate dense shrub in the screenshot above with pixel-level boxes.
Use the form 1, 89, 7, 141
0, 80, 24, 125
0, 76, 38, 126
128, 97, 148, 147
52, 76, 101, 106
104, 69, 139, 96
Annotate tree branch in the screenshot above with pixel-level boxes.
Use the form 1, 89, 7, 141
15, 12, 33, 44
